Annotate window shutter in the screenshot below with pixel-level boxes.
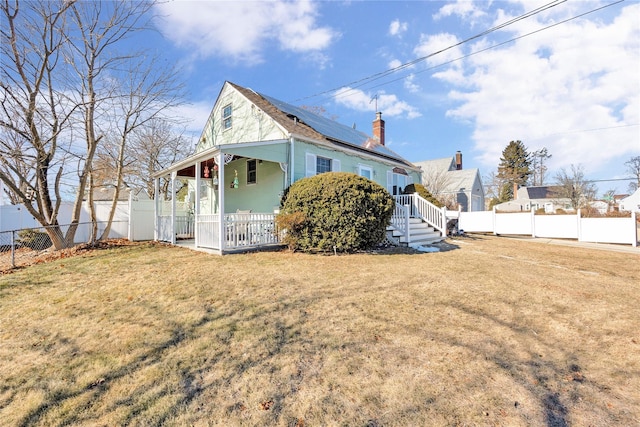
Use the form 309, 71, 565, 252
386, 170, 393, 194
332, 159, 341, 172
305, 153, 316, 177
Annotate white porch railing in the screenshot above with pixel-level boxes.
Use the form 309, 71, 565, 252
196, 214, 221, 249
393, 194, 447, 234
157, 215, 172, 242
391, 202, 410, 240
159, 212, 280, 251
175, 215, 195, 239
223, 213, 279, 249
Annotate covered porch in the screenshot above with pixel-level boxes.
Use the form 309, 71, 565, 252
153, 140, 290, 253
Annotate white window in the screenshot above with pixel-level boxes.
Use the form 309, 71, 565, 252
358, 165, 373, 180
305, 153, 341, 177
222, 104, 232, 130
247, 159, 257, 184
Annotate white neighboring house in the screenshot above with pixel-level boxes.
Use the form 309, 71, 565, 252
589, 200, 609, 215
414, 151, 485, 212
494, 186, 573, 213
619, 188, 640, 212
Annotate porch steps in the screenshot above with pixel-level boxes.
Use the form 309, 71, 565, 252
387, 217, 444, 246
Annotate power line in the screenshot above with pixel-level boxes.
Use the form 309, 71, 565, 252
293, 0, 568, 103
297, 0, 625, 105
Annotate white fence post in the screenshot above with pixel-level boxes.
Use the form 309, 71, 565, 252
577, 208, 582, 242
492, 206, 497, 235
633, 210, 638, 248
531, 208, 536, 238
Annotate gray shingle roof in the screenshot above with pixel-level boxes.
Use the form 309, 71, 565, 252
228, 82, 415, 167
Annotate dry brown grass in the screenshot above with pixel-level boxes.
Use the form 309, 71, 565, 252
0, 236, 638, 426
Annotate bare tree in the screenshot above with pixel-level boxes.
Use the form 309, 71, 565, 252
1, 0, 77, 248
129, 119, 193, 200
422, 168, 454, 206
531, 147, 552, 186
625, 156, 640, 193
553, 164, 597, 210
94, 54, 185, 240
1, 0, 160, 249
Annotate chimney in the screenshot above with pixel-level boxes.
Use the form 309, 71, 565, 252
455, 151, 462, 170
372, 112, 385, 146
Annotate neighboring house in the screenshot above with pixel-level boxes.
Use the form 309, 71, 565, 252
153, 81, 429, 252
414, 151, 485, 212
619, 188, 640, 212
494, 186, 573, 212
589, 200, 609, 215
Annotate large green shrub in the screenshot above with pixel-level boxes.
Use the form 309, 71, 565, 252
278, 172, 394, 252
403, 183, 443, 208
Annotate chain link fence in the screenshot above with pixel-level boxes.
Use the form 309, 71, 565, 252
0, 221, 127, 272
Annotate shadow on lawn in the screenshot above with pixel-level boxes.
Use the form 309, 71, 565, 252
429, 301, 622, 427
16, 308, 223, 427
14, 294, 317, 427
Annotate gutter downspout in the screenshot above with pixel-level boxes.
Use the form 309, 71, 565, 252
290, 137, 295, 187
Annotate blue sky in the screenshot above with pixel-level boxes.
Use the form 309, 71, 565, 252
150, 0, 639, 195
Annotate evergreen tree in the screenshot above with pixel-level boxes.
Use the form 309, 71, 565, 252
497, 140, 532, 200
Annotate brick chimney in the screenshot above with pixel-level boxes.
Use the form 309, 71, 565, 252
372, 112, 385, 146
455, 151, 462, 170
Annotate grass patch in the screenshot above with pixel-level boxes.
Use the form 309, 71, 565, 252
1, 237, 639, 426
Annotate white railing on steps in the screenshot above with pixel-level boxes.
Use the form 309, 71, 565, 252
392, 194, 448, 240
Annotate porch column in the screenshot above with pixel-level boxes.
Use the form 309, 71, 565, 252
217, 151, 225, 251
154, 176, 160, 241
171, 171, 177, 245
195, 161, 201, 248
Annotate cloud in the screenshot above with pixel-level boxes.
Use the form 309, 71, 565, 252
433, 0, 488, 24
334, 87, 421, 119
154, 0, 336, 65
389, 19, 408, 37
404, 74, 420, 93
388, 59, 402, 69
413, 32, 464, 67
437, 3, 640, 175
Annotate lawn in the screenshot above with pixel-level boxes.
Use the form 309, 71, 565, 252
0, 236, 638, 426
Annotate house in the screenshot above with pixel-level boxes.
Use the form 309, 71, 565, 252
494, 186, 572, 212
413, 151, 485, 212
619, 188, 640, 212
588, 200, 609, 215
152, 81, 446, 253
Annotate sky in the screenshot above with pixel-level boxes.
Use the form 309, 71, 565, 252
148, 0, 640, 196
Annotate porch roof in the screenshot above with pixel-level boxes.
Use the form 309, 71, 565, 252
153, 139, 289, 178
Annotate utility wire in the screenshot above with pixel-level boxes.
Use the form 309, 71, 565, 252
294, 0, 568, 103
297, 0, 625, 105
345, 0, 626, 101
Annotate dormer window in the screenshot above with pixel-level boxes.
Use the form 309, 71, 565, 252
222, 104, 232, 130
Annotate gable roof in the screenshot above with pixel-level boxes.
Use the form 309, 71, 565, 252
518, 186, 564, 200
227, 82, 415, 168
414, 157, 455, 174
414, 156, 481, 193
445, 169, 482, 192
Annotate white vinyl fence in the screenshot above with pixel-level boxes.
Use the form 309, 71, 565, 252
0, 195, 155, 242
459, 208, 638, 247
